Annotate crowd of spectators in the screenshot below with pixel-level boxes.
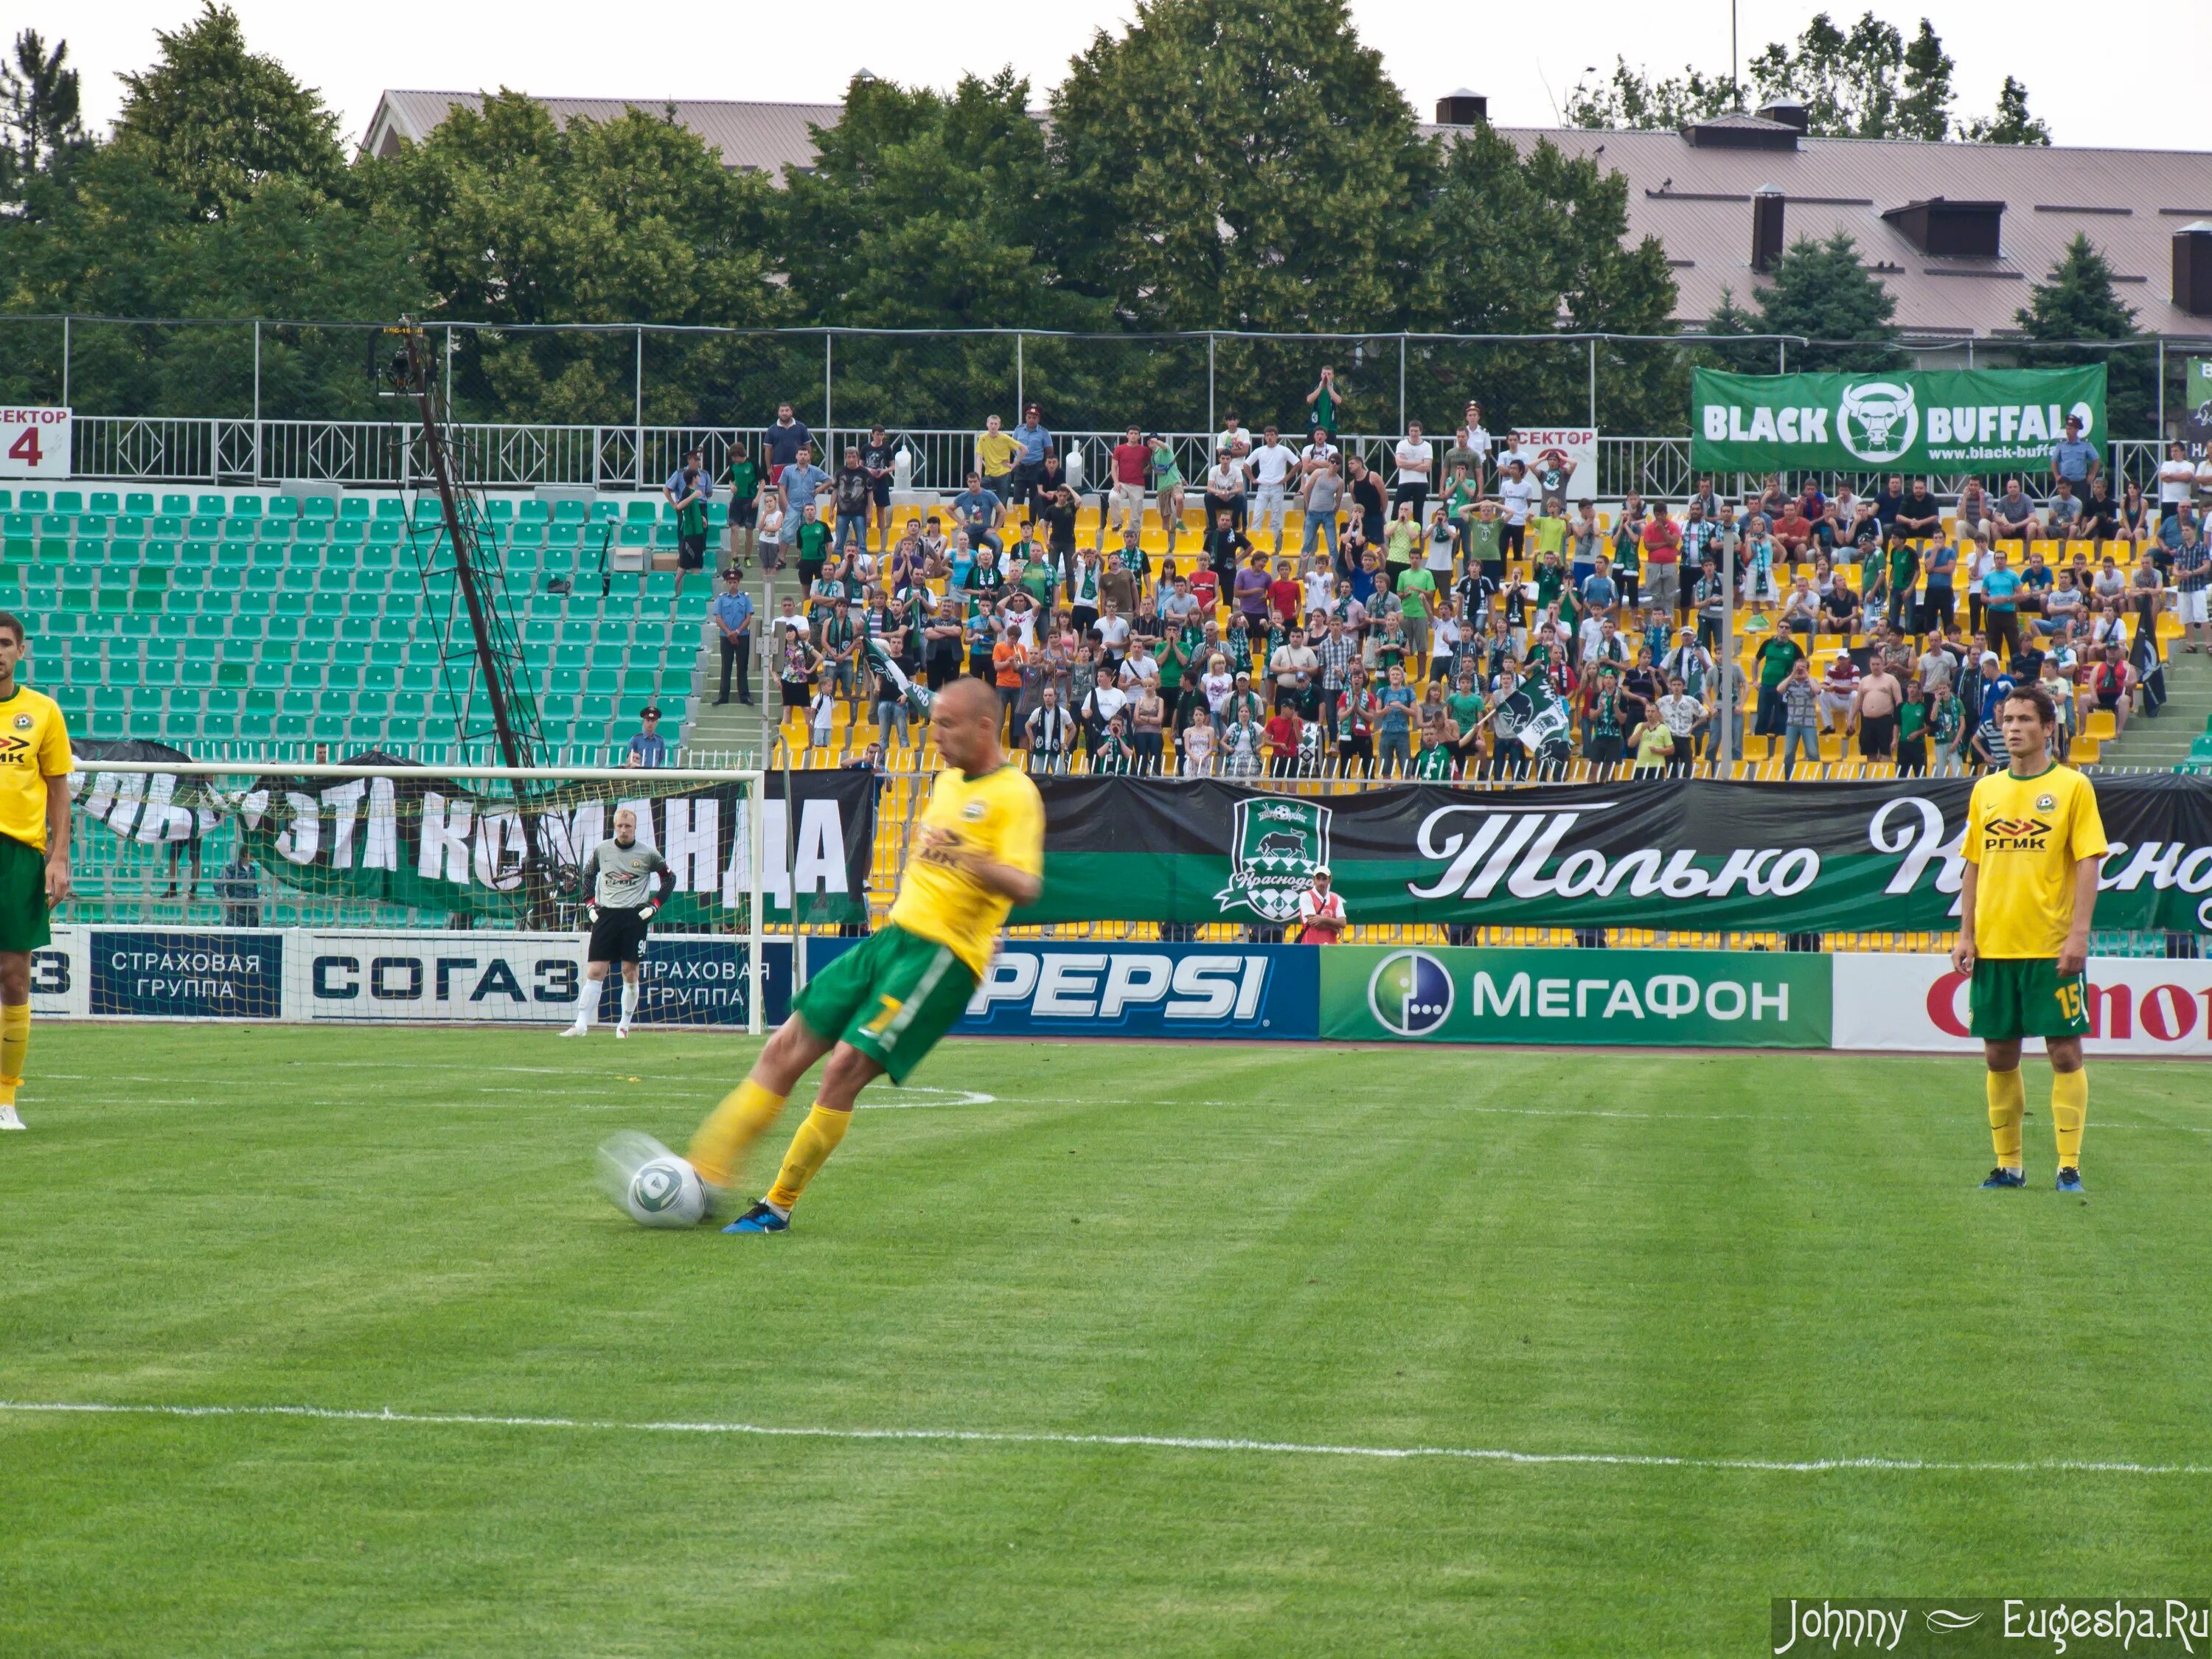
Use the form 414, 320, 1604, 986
660, 381, 2211, 780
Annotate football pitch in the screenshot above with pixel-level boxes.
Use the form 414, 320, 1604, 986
3, 1026, 2209, 1657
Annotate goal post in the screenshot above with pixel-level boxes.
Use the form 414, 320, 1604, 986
58, 761, 772, 1034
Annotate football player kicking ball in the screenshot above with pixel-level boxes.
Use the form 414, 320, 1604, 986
561, 807, 673, 1040
0, 613, 74, 1131
1952, 681, 2106, 1194
688, 677, 1043, 1233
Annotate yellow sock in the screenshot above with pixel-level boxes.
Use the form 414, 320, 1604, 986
0, 1001, 27, 1107
765, 1104, 851, 1213
2051, 1068, 2087, 1170
685, 1079, 787, 1191
1986, 1066, 2025, 1167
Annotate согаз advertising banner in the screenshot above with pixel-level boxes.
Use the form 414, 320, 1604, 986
1021, 775, 2212, 936
1689, 366, 2107, 476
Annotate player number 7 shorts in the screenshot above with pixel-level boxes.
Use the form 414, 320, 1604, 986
793, 923, 979, 1082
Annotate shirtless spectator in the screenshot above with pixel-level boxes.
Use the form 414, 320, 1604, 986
1852, 653, 1905, 760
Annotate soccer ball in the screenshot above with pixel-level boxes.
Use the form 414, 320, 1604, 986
627, 1156, 706, 1228
597, 1132, 708, 1228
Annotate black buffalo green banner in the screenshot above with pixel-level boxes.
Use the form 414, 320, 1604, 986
1690, 366, 2107, 476
1018, 775, 2212, 934
70, 744, 877, 926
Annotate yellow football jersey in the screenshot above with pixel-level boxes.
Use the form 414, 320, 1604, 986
1962, 762, 2107, 959
0, 684, 72, 853
888, 762, 1046, 975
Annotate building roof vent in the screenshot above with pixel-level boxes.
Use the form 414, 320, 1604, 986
1882, 197, 2006, 259
2175, 221, 2212, 318
1756, 98, 1809, 133
1683, 111, 1801, 151
1436, 90, 1487, 125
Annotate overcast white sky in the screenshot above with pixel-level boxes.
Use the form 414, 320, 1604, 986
32, 0, 2210, 153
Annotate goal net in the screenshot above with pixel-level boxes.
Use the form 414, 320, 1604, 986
54, 757, 816, 1033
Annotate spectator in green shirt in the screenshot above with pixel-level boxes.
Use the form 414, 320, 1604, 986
724, 440, 762, 569
1754, 634, 1804, 736
1397, 562, 1438, 683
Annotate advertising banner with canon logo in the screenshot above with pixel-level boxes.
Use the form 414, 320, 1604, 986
1020, 775, 2212, 936
1834, 953, 2212, 1057
1321, 945, 1831, 1048
959, 942, 1317, 1039
1688, 367, 2107, 476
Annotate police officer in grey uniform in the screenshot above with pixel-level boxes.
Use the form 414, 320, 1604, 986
561, 807, 673, 1039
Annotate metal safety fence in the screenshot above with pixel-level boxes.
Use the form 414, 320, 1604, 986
3, 317, 2201, 497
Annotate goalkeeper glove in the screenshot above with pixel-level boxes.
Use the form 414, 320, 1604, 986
585, 902, 600, 926
638, 902, 658, 922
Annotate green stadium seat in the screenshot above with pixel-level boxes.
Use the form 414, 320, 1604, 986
553, 500, 585, 523
293, 523, 328, 548
289, 664, 324, 690
316, 691, 349, 716
267, 495, 299, 519
180, 658, 215, 688
17, 490, 48, 512
338, 497, 369, 520
236, 714, 271, 740
355, 691, 390, 719
366, 523, 400, 547
391, 692, 428, 717
232, 495, 262, 517
228, 616, 264, 642
331, 521, 364, 547
265, 616, 301, 644
312, 714, 349, 743
364, 664, 397, 690
244, 689, 278, 716
373, 617, 409, 642
302, 495, 337, 519
579, 695, 614, 724
180, 540, 213, 565
161, 494, 192, 515
55, 492, 84, 512
383, 714, 421, 743
275, 713, 310, 740
374, 497, 405, 520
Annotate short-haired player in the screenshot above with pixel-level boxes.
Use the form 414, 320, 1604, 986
560, 807, 673, 1040
684, 677, 1044, 1232
0, 613, 73, 1130
1952, 682, 2107, 1193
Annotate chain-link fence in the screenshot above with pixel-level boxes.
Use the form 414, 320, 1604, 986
6, 316, 2205, 489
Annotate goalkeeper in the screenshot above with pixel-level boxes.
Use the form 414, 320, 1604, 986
560, 807, 672, 1040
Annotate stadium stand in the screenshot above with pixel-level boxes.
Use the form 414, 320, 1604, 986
0, 485, 709, 762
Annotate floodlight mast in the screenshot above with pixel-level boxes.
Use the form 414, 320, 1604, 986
389, 318, 562, 921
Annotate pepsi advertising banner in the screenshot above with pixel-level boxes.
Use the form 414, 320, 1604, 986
956, 942, 1319, 1040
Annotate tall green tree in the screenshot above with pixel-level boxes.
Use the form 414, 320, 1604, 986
1565, 13, 2041, 144
369, 92, 787, 424
111, 3, 345, 219
1563, 60, 1736, 131
0, 29, 88, 207
776, 71, 1110, 430
2014, 234, 2154, 437
1962, 77, 2051, 146
1048, 0, 1432, 335
1414, 125, 1681, 433
1753, 234, 1903, 372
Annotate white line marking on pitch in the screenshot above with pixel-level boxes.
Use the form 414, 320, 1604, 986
1, 1400, 2205, 1477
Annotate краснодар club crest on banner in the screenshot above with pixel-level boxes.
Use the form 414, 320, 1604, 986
1214, 797, 1332, 922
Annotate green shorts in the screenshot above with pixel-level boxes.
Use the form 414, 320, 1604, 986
1969, 956, 2090, 1041
792, 923, 977, 1084
0, 832, 51, 954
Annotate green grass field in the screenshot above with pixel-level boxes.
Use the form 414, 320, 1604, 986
2, 1026, 2209, 1657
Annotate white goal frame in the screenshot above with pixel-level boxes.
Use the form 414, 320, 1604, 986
69, 762, 771, 1034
